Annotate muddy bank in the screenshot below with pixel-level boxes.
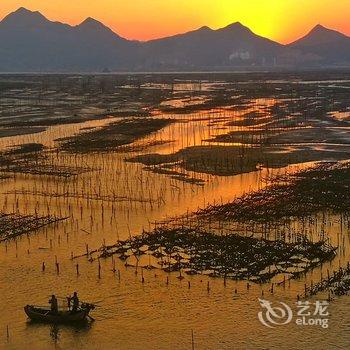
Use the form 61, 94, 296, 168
0, 77, 171, 142
0, 126, 46, 138
128, 145, 350, 177
59, 117, 174, 153
159, 94, 244, 114
211, 126, 350, 145
0, 143, 92, 177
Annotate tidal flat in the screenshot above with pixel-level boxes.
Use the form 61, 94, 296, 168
1, 72, 350, 350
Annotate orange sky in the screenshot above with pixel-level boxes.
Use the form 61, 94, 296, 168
1, 0, 350, 43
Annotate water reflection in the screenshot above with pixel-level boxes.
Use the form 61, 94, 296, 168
1, 75, 350, 350
26, 319, 92, 346
50, 324, 60, 345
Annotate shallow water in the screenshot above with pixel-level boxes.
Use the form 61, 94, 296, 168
0, 97, 349, 350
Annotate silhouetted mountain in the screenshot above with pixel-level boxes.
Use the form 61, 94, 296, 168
1, 8, 350, 72
77, 17, 125, 41
1, 7, 49, 27
140, 22, 284, 70
0, 8, 137, 71
289, 25, 350, 66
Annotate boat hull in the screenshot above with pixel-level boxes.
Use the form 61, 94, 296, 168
24, 305, 90, 324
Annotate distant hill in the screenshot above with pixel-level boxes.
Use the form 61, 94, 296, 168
140, 22, 285, 70
288, 25, 350, 66
1, 7, 350, 72
0, 7, 138, 71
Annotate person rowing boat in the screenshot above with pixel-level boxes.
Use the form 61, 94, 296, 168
71, 292, 79, 313
66, 292, 80, 313
48, 295, 58, 315
24, 293, 95, 324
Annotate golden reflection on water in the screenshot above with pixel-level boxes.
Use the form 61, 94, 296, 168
0, 104, 349, 350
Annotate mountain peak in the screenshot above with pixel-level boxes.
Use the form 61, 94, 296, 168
80, 17, 102, 26
78, 17, 109, 31
216, 22, 254, 37
291, 23, 349, 47
13, 7, 31, 14
314, 24, 325, 29
77, 17, 124, 41
220, 22, 250, 31
1, 7, 48, 26
198, 25, 212, 32
311, 24, 332, 33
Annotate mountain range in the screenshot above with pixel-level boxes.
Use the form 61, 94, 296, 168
1, 7, 350, 72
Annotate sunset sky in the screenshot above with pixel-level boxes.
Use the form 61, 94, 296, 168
1, 0, 350, 43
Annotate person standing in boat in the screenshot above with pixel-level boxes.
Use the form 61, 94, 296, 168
67, 295, 72, 311
71, 292, 79, 313
49, 295, 58, 314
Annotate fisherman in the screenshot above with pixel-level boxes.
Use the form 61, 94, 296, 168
71, 292, 79, 313
49, 294, 58, 314
67, 295, 72, 311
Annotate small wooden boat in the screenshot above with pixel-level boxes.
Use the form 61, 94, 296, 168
24, 303, 94, 324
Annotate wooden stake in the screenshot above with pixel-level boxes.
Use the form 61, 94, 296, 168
191, 330, 195, 350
